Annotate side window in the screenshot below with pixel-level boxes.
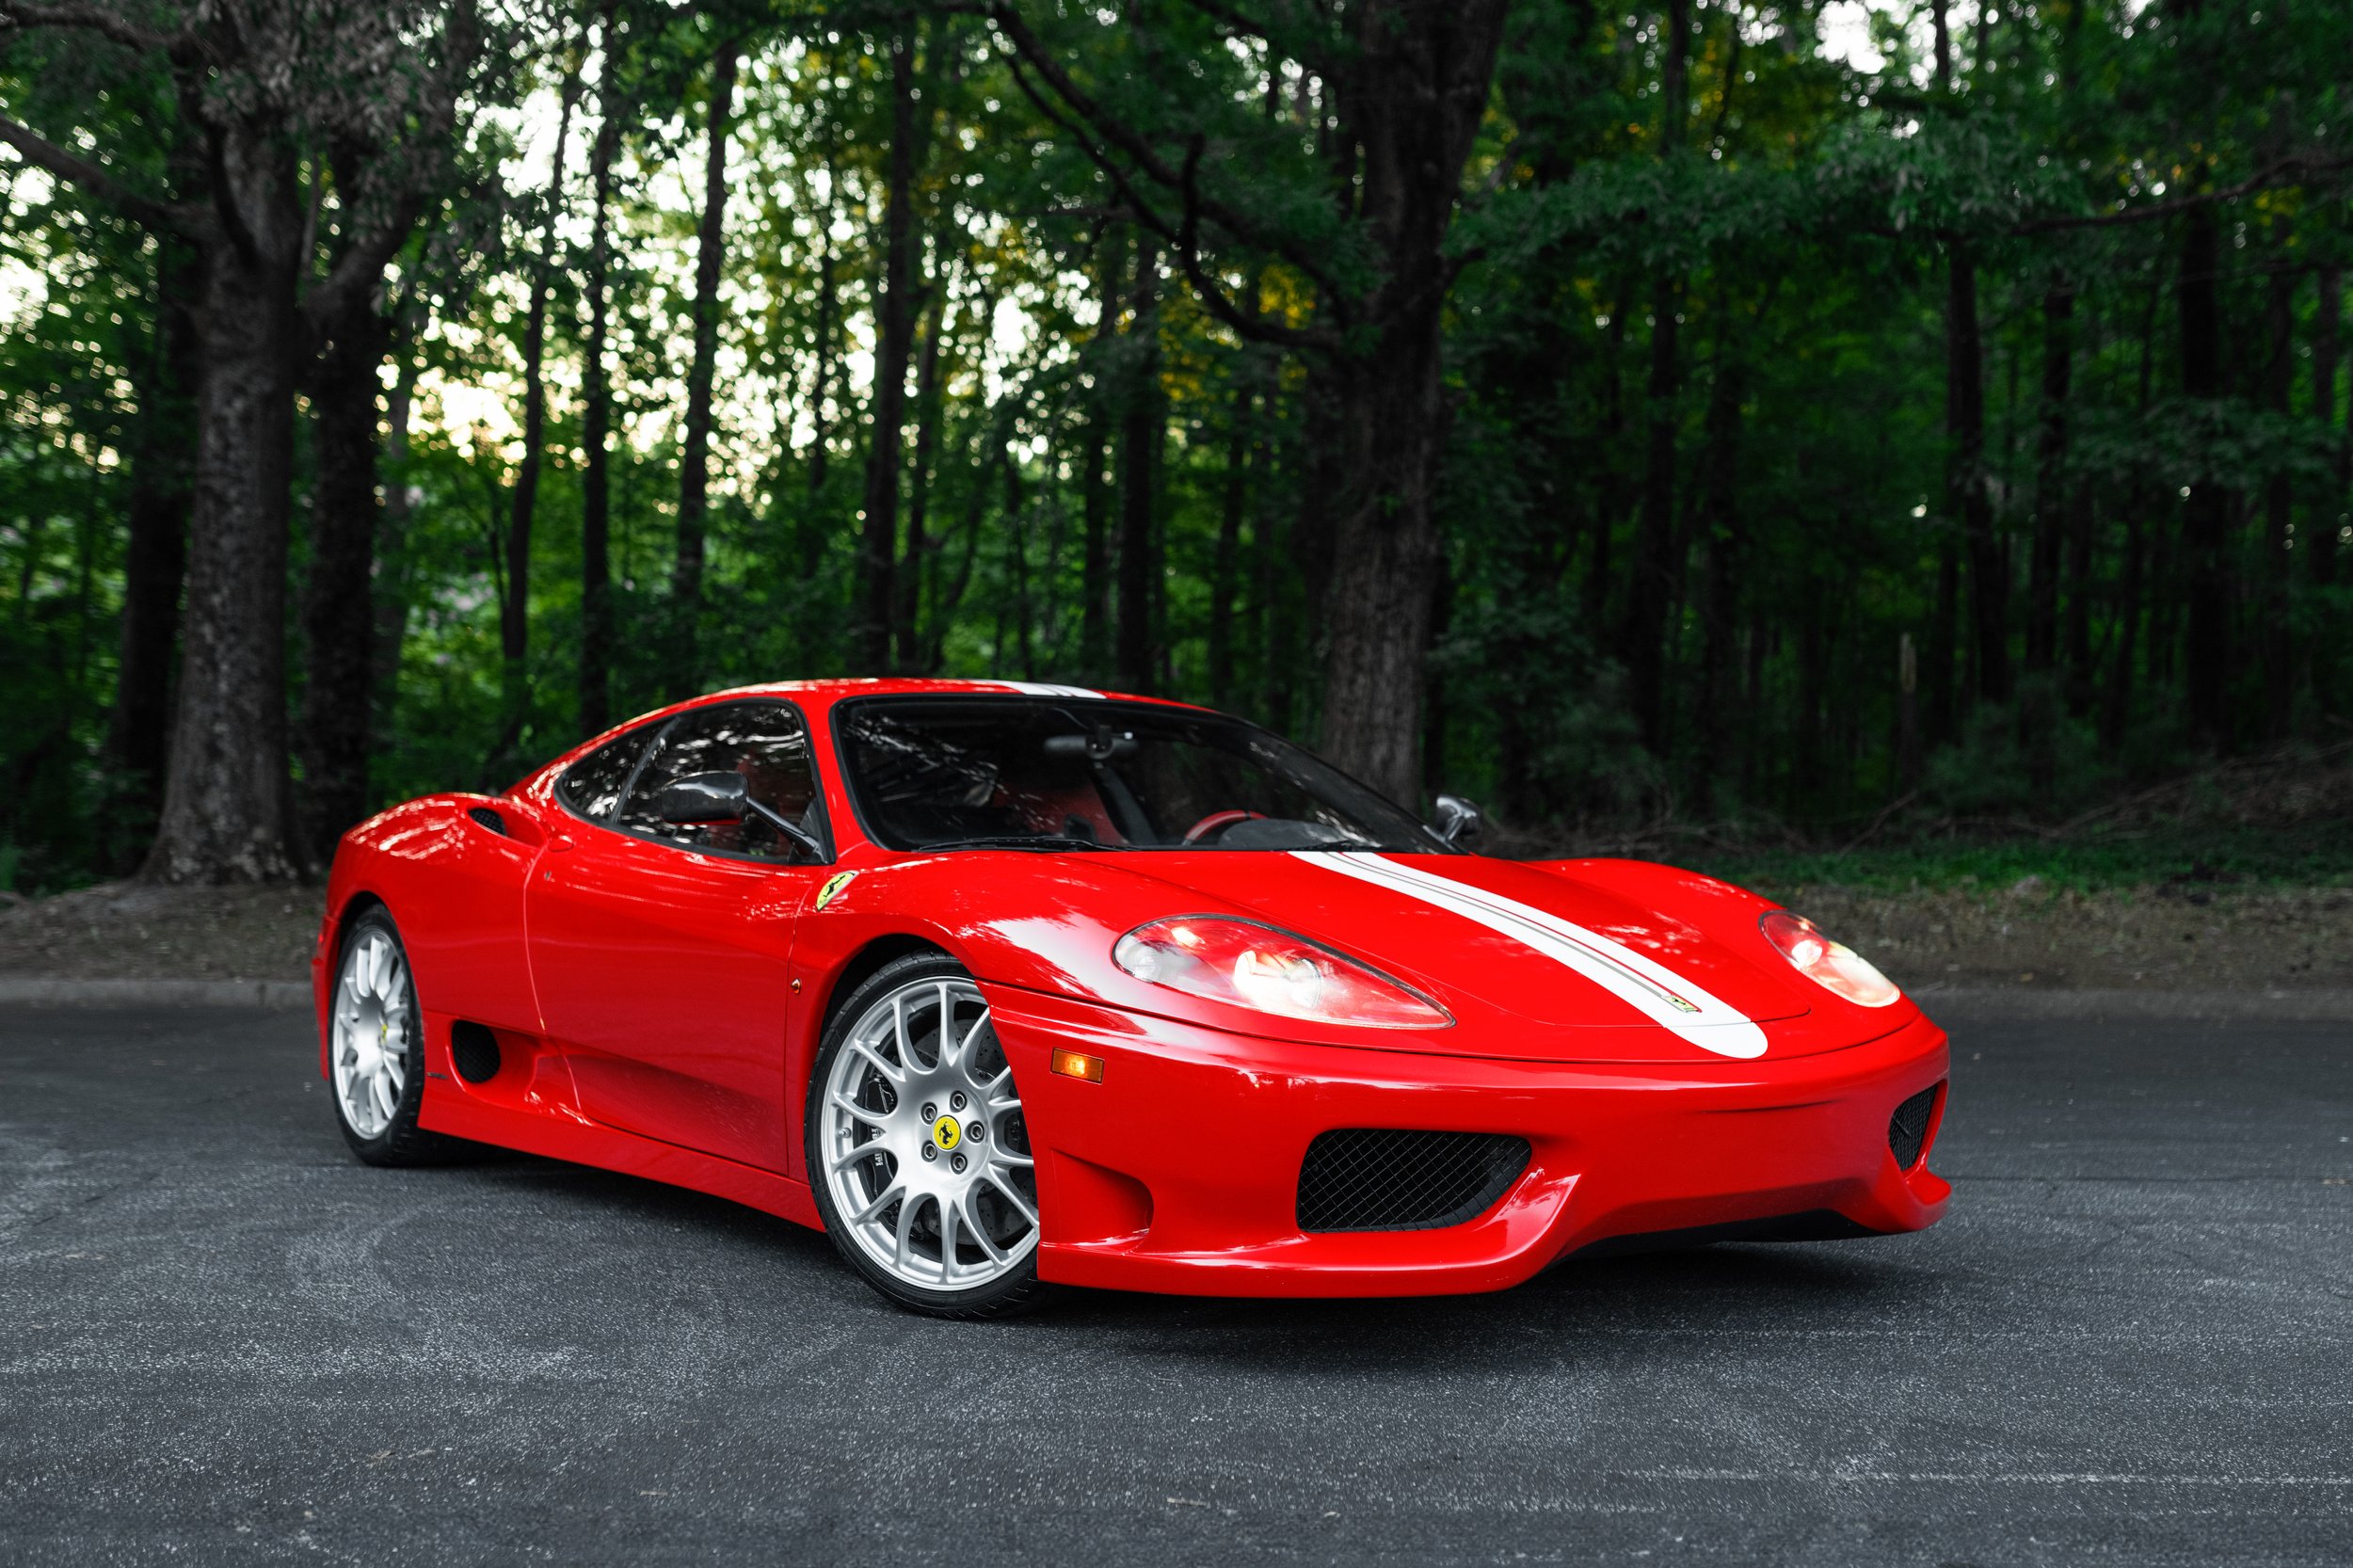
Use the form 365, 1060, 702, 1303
556, 727, 652, 819
616, 702, 824, 861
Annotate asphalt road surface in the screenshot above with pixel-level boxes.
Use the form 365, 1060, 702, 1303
2, 1005, 2347, 1567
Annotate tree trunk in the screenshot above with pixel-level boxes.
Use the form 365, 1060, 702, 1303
2179, 195, 2231, 751
2062, 486, 2096, 717
1208, 362, 1254, 710
1243, 361, 1281, 724
1920, 191, 1960, 747
505, 55, 582, 733
374, 336, 417, 721
1115, 231, 1160, 695
1617, 0, 1689, 757
1689, 328, 1745, 814
858, 21, 926, 672
1293, 369, 1340, 664
924, 398, 1000, 672
795, 127, 840, 669
1318, 304, 1448, 796
673, 36, 738, 696
804, 162, 836, 508
2315, 268, 2343, 593
3, 23, 459, 883
2026, 285, 2073, 677
2261, 250, 2295, 741
1257, 392, 1298, 732
2024, 282, 2073, 792
1948, 243, 2008, 709
579, 8, 623, 739
1584, 301, 1628, 630
143, 168, 305, 884
1421, 557, 1451, 805
296, 299, 389, 864
1080, 232, 1119, 681
1008, 468, 1033, 680
1314, 0, 1510, 801
2102, 501, 2144, 755
108, 237, 198, 824
1794, 567, 1828, 796
897, 244, 952, 668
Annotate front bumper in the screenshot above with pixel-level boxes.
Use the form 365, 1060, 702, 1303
987, 987, 1950, 1298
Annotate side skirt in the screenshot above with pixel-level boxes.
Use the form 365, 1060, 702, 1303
422, 1084, 824, 1232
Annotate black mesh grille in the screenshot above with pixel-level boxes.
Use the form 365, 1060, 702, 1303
467, 806, 507, 835
1296, 1129, 1530, 1233
450, 1020, 502, 1084
1889, 1084, 1942, 1170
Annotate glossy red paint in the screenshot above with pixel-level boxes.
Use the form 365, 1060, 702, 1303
313, 678, 1951, 1298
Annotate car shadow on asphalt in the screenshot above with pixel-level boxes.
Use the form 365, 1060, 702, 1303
392, 1139, 1923, 1361
1031, 1244, 1916, 1370
427, 1145, 842, 1260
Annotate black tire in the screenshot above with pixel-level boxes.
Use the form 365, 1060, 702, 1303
327, 907, 466, 1167
805, 951, 1050, 1319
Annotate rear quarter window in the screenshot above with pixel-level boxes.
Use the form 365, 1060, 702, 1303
556, 728, 650, 819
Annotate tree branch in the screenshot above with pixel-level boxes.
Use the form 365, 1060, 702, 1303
1002, 48, 1335, 352
302, 196, 423, 333
985, 1, 1352, 308
1177, 0, 1334, 68
2012, 152, 2353, 235
1176, 0, 1269, 42
0, 0, 195, 57
0, 111, 192, 235
1175, 132, 1339, 351
1000, 47, 1184, 242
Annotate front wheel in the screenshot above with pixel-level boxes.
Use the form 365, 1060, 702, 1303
328, 908, 462, 1166
806, 953, 1046, 1318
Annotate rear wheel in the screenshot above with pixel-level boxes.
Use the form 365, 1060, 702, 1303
328, 908, 461, 1166
807, 952, 1045, 1317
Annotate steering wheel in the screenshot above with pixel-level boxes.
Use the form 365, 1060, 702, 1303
1180, 808, 1267, 845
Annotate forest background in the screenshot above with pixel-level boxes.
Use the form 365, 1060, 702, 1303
2, 0, 2350, 899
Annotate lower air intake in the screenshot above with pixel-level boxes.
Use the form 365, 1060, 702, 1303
449, 1020, 503, 1085
1889, 1084, 1942, 1170
1296, 1128, 1530, 1233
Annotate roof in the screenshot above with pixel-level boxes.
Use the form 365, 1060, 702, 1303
704, 677, 1209, 711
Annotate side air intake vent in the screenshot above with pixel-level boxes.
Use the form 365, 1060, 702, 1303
1296, 1129, 1529, 1233
450, 1020, 503, 1084
467, 807, 507, 835
1889, 1084, 1942, 1170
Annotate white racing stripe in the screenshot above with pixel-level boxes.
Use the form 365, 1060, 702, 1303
1297, 851, 1770, 1058
989, 680, 1101, 698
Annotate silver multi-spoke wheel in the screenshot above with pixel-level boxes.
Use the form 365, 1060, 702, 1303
332, 925, 412, 1140
819, 974, 1038, 1295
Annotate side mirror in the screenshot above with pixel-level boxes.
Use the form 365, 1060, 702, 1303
648, 769, 827, 861
651, 771, 748, 824
1432, 792, 1483, 846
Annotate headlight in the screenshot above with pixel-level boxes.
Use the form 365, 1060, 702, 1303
1112, 916, 1452, 1029
1758, 910, 1901, 1007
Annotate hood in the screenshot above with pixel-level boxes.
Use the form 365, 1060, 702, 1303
924, 849, 1908, 1064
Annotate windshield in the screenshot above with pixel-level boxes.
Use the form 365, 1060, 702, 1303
836, 697, 1449, 854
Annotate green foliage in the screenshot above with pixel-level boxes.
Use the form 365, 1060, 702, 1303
3, 0, 2351, 890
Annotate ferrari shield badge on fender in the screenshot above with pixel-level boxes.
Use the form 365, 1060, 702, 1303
814, 871, 858, 911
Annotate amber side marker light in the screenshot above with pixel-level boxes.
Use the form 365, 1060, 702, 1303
1049, 1048, 1105, 1083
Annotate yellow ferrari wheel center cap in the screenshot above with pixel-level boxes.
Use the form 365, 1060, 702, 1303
932, 1114, 961, 1151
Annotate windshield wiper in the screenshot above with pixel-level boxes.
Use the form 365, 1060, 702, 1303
914, 834, 1135, 852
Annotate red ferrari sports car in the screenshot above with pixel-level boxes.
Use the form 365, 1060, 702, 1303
313, 679, 1949, 1316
